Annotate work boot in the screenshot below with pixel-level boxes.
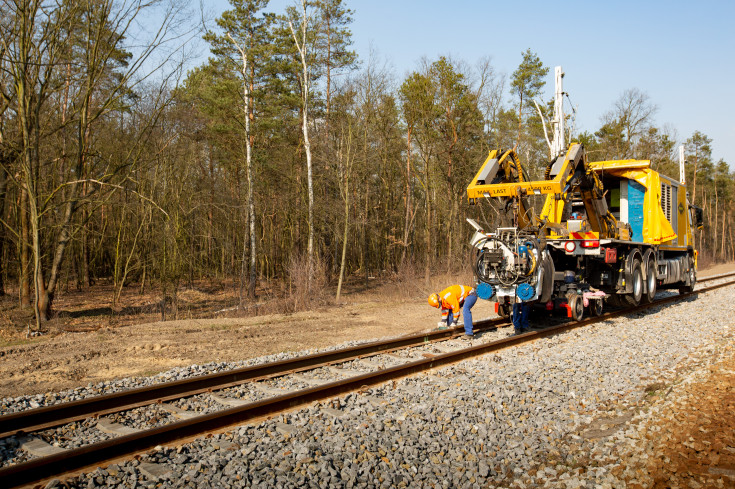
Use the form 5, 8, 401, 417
461, 334, 474, 340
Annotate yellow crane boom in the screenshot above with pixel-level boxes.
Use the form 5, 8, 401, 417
467, 143, 619, 239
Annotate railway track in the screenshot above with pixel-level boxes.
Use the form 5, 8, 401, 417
2, 271, 734, 488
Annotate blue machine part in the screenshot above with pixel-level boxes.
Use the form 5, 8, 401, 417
628, 180, 645, 241
476, 282, 494, 300
518, 244, 528, 255
517, 283, 535, 301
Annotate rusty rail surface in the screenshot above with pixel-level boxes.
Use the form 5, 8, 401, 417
1, 273, 734, 488
0, 319, 507, 439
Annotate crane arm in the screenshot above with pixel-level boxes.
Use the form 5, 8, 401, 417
467, 144, 584, 202
467, 144, 619, 239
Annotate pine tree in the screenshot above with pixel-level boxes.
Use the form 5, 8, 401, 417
510, 49, 548, 152
205, 0, 275, 301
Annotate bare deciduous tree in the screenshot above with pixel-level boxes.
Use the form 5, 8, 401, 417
288, 0, 317, 289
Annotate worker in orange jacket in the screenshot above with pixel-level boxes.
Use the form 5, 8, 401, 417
428, 285, 477, 338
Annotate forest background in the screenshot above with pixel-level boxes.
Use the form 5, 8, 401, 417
0, 0, 732, 329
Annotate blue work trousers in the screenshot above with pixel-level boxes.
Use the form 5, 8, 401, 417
512, 302, 530, 331
463, 292, 477, 335
445, 293, 477, 335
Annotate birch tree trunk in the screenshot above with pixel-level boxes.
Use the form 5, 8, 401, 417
20, 188, 31, 307
289, 0, 315, 289
248, 68, 257, 299
400, 127, 413, 267
335, 123, 353, 302
228, 32, 257, 305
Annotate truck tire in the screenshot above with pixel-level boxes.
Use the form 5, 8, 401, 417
642, 257, 657, 303
678, 255, 697, 294
626, 258, 643, 306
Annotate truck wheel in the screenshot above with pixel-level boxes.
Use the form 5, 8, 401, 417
643, 258, 657, 303
678, 256, 697, 294
589, 298, 603, 317
539, 254, 554, 303
627, 258, 643, 306
570, 294, 584, 321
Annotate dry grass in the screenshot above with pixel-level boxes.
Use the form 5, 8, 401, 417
285, 252, 330, 312
6, 249, 722, 344
359, 252, 479, 305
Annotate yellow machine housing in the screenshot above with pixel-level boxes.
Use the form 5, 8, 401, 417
466, 143, 700, 320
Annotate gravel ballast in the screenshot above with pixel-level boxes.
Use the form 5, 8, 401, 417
2, 283, 734, 488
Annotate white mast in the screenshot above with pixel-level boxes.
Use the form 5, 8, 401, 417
550, 66, 565, 157
679, 145, 686, 184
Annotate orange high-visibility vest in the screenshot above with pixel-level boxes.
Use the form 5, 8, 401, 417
439, 285, 474, 322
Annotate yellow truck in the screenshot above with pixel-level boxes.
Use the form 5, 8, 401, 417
466, 96, 701, 321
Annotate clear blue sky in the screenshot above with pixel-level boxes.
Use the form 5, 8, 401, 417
202, 0, 735, 166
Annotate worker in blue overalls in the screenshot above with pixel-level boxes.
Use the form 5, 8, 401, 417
512, 297, 530, 335
512, 243, 532, 335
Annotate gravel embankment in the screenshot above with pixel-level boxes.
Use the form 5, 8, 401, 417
2, 283, 734, 488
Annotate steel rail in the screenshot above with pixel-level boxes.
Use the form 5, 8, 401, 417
2, 276, 734, 489
8, 271, 731, 439
0, 319, 506, 439
692, 270, 735, 281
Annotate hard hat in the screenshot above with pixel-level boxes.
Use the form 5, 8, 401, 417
428, 293, 440, 308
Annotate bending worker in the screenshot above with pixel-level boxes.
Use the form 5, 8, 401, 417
428, 285, 477, 338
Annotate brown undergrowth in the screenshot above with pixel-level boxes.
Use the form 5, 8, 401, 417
0, 261, 502, 398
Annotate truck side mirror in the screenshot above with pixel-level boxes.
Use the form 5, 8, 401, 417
695, 207, 704, 229
690, 205, 704, 230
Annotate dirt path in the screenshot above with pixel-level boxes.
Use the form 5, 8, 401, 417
0, 273, 500, 399
1, 265, 733, 400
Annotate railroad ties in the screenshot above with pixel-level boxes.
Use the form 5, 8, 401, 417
2, 271, 735, 488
